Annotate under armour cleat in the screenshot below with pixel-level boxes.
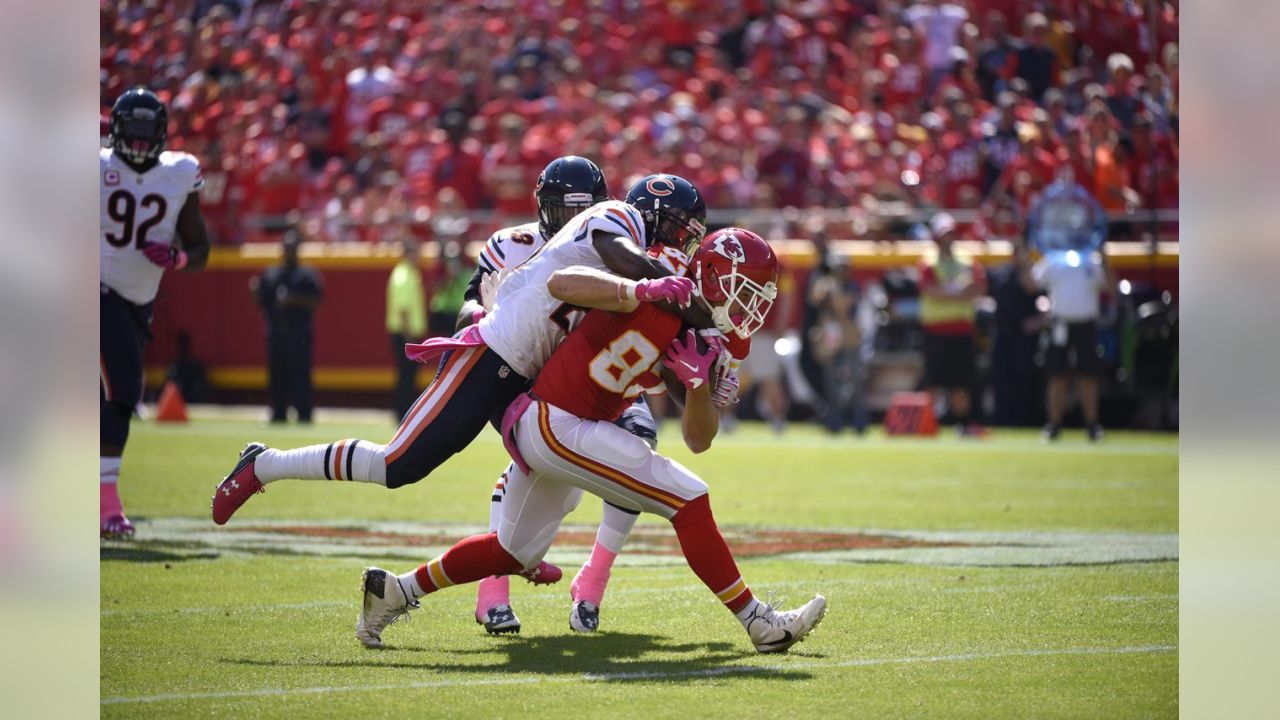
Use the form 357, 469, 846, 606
100, 513, 135, 539
355, 567, 418, 648
569, 600, 600, 633
477, 604, 521, 635
517, 561, 562, 585
744, 594, 828, 654
211, 442, 268, 525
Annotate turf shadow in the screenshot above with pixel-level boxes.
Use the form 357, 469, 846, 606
223, 632, 816, 683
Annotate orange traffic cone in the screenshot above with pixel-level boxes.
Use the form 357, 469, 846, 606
884, 391, 938, 437
155, 380, 189, 423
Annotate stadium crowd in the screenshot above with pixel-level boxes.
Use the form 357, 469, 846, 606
100, 0, 1179, 245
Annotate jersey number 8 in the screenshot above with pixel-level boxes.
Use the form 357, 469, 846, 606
588, 330, 661, 397
105, 190, 168, 248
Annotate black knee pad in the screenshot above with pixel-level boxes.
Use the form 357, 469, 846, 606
101, 400, 133, 448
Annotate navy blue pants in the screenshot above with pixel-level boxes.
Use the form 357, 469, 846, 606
100, 285, 152, 448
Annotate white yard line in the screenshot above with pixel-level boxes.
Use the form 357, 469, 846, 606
101, 644, 1176, 705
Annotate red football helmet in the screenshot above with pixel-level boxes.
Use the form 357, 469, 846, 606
693, 228, 779, 339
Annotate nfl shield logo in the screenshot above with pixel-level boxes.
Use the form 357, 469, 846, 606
104, 170, 120, 186
498, 365, 510, 379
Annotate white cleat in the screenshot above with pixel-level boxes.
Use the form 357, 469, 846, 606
744, 594, 828, 654
569, 600, 600, 633
355, 567, 418, 648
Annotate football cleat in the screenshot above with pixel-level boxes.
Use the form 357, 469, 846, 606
211, 442, 268, 525
477, 604, 521, 635
569, 600, 600, 633
517, 561, 563, 585
743, 594, 828, 654
355, 567, 418, 649
100, 513, 135, 540
1087, 424, 1105, 443
1041, 424, 1061, 442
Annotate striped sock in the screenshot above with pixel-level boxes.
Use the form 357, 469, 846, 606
406, 533, 522, 600
670, 494, 755, 614
100, 456, 121, 485
255, 440, 386, 485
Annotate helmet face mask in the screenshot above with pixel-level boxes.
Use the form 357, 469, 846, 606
110, 88, 168, 168
694, 228, 779, 340
535, 156, 608, 236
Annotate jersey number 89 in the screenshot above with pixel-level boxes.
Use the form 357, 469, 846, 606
588, 330, 661, 397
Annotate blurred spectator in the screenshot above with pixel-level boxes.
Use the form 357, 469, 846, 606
917, 212, 987, 435
807, 257, 867, 435
1104, 53, 1141, 130
250, 228, 323, 423
988, 240, 1043, 426
427, 242, 474, 338
1015, 14, 1059, 104
757, 108, 814, 208
1019, 244, 1117, 442
903, 0, 969, 92
386, 235, 426, 421
975, 11, 1018, 102
165, 332, 209, 405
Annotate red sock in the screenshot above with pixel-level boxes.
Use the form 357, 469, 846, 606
413, 532, 523, 594
671, 494, 755, 614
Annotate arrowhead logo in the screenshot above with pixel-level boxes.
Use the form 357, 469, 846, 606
712, 232, 746, 263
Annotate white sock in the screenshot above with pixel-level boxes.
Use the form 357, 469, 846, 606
255, 440, 387, 485
735, 598, 764, 625
597, 502, 639, 553
101, 457, 121, 486
398, 570, 425, 600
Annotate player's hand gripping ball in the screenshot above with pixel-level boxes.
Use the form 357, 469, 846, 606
663, 329, 718, 391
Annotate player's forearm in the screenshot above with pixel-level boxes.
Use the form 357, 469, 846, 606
680, 385, 719, 454
456, 299, 486, 332
547, 267, 640, 312
183, 240, 210, 270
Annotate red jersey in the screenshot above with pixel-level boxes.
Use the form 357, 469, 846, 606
533, 303, 682, 423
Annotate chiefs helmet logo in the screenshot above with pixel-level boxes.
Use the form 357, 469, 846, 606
712, 232, 746, 263
646, 176, 675, 196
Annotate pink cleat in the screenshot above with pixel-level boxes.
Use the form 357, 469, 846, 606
100, 512, 135, 539
517, 561, 562, 585
211, 442, 268, 525
101, 483, 134, 539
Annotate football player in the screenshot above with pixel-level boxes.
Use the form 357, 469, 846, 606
101, 87, 211, 538
354, 229, 828, 654
212, 174, 713, 549
456, 156, 659, 635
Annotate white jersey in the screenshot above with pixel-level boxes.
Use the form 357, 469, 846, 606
476, 221, 547, 275
478, 200, 649, 379
100, 148, 204, 304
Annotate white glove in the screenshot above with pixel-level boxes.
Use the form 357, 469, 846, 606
480, 267, 510, 312
710, 366, 741, 408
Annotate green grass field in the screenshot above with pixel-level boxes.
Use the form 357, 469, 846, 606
101, 412, 1178, 718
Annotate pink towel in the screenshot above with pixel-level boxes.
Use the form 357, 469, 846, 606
404, 324, 485, 364
500, 392, 535, 474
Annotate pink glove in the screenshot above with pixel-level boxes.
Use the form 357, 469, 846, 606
662, 329, 717, 391
141, 241, 188, 270
633, 276, 694, 307
710, 367, 741, 408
